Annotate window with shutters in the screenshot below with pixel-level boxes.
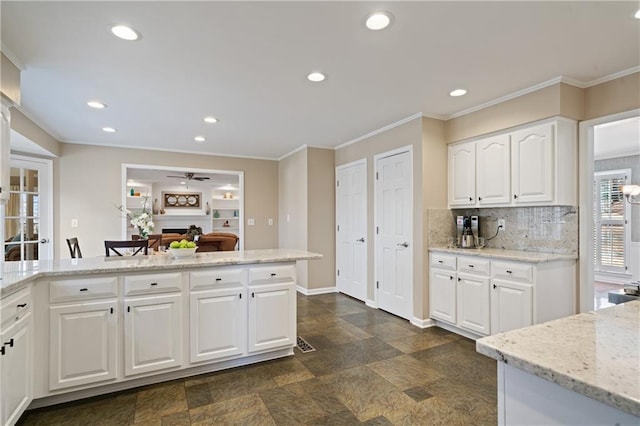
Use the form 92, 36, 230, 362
593, 170, 630, 274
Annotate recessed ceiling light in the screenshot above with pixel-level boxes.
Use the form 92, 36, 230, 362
102, 127, 117, 133
194, 136, 206, 142
307, 72, 326, 82
449, 89, 467, 97
204, 116, 218, 124
111, 25, 140, 41
635, 9, 640, 19
87, 101, 106, 109
365, 12, 392, 30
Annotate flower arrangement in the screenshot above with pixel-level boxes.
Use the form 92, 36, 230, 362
116, 195, 155, 239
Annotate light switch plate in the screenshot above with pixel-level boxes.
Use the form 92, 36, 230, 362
71, 218, 78, 228
268, 218, 273, 226
248, 218, 255, 226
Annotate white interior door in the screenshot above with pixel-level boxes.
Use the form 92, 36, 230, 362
336, 160, 367, 301
375, 149, 413, 320
3, 156, 53, 261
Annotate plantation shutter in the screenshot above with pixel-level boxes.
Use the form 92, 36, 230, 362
593, 171, 628, 274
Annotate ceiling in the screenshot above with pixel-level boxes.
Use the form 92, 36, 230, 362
2, 1, 639, 160
594, 116, 640, 160
127, 167, 239, 190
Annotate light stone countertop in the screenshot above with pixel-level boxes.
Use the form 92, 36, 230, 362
477, 301, 640, 417
1, 249, 322, 297
428, 246, 577, 263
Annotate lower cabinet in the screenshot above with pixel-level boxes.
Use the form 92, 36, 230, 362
124, 294, 182, 376
1, 311, 32, 426
248, 282, 296, 353
190, 288, 246, 363
457, 273, 491, 336
429, 269, 457, 324
491, 280, 533, 335
49, 300, 117, 390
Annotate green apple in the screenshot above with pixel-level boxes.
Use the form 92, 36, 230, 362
179, 241, 188, 248
187, 241, 196, 248
170, 241, 180, 249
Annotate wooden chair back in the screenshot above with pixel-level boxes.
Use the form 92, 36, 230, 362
66, 237, 83, 259
104, 240, 148, 257
133, 234, 161, 251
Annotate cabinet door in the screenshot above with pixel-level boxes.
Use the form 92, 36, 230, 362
491, 280, 533, 335
0, 104, 10, 204
248, 283, 296, 352
190, 288, 246, 363
429, 270, 456, 324
49, 301, 117, 390
124, 294, 182, 376
476, 134, 511, 205
448, 142, 476, 207
457, 273, 490, 335
511, 123, 554, 204
1, 314, 31, 426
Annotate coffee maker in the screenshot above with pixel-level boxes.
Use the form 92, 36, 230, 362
456, 216, 479, 248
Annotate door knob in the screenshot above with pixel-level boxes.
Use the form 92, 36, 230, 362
397, 242, 409, 248
356, 238, 365, 243
40, 238, 50, 244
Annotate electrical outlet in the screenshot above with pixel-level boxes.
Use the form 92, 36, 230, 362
268, 218, 273, 226
71, 218, 78, 228
498, 218, 506, 231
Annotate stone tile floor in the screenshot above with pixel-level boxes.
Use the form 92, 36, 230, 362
19, 293, 497, 425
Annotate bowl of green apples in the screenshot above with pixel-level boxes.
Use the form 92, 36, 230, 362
168, 239, 198, 258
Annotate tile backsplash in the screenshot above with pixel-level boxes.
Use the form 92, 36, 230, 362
427, 206, 578, 255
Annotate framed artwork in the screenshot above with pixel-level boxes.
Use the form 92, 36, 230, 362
162, 192, 201, 208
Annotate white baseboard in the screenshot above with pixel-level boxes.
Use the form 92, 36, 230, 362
435, 321, 482, 340
296, 285, 337, 295
594, 272, 632, 285
410, 317, 436, 329
365, 299, 377, 309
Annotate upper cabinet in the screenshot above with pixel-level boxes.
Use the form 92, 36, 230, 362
448, 118, 576, 208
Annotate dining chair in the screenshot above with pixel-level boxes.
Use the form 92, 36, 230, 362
66, 237, 83, 259
104, 240, 148, 257
132, 234, 161, 251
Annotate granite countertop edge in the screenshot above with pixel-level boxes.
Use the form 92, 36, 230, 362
476, 303, 640, 417
1, 249, 322, 298
428, 246, 578, 263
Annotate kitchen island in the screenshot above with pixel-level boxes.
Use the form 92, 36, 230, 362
477, 301, 640, 425
0, 249, 321, 425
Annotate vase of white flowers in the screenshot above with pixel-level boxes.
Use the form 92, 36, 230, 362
116, 195, 155, 239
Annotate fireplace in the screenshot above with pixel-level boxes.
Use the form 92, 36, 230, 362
162, 228, 188, 234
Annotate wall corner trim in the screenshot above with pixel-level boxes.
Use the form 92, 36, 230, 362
410, 317, 437, 329
296, 285, 337, 296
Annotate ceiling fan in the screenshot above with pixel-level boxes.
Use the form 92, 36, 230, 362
166, 172, 210, 181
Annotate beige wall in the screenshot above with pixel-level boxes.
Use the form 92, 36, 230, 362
11, 108, 61, 157
278, 148, 308, 287
306, 147, 335, 290
58, 143, 278, 258
1, 53, 21, 106
584, 72, 640, 120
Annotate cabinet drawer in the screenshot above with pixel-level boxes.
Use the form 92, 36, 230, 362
430, 253, 456, 271
124, 272, 182, 296
1, 287, 31, 328
248, 265, 296, 284
190, 268, 245, 290
492, 261, 533, 283
457, 256, 490, 276
50, 277, 118, 303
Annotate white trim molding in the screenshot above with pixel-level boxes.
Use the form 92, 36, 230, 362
365, 299, 377, 309
335, 113, 423, 151
296, 285, 337, 296
410, 317, 436, 329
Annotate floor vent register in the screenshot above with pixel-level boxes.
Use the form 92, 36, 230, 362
296, 336, 316, 353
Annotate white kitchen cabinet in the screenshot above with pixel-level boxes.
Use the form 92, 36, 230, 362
491, 280, 533, 334
476, 134, 511, 205
447, 118, 576, 208
49, 300, 117, 390
457, 273, 491, 336
448, 141, 476, 207
429, 268, 457, 324
124, 293, 182, 376
511, 123, 554, 204
1, 288, 32, 426
190, 288, 246, 363
248, 282, 296, 353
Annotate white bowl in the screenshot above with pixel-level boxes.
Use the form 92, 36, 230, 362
168, 247, 197, 259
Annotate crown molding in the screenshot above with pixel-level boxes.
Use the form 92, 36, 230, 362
278, 144, 309, 161
583, 65, 640, 88
1, 44, 25, 71
335, 112, 424, 151
13, 105, 63, 141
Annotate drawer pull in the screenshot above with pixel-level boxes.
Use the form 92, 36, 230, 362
239, 293, 242, 299
150, 282, 158, 286
16, 303, 27, 308
215, 278, 222, 282
438, 260, 443, 264
493, 284, 497, 289
79, 288, 88, 292
457, 277, 461, 282
468, 265, 474, 268
506, 270, 513, 274
270, 273, 277, 277
449, 276, 454, 280
252, 292, 255, 298
4, 338, 14, 348
0, 347, 4, 356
